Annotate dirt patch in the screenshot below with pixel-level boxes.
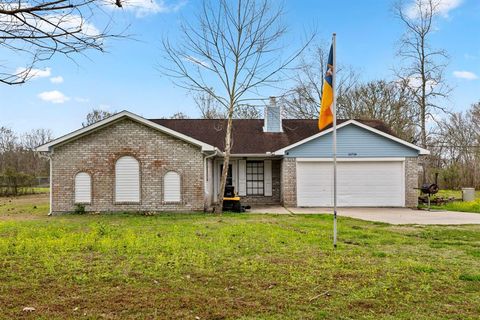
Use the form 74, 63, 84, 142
0, 193, 47, 206
0, 193, 49, 221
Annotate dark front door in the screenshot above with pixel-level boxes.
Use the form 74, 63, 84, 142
220, 164, 233, 186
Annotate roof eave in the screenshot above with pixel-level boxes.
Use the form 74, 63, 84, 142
419, 149, 430, 155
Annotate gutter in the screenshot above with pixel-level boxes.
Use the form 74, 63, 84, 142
203, 147, 221, 159
229, 152, 276, 158
211, 152, 278, 158
202, 148, 221, 211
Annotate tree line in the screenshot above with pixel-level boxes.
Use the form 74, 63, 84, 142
0, 127, 52, 195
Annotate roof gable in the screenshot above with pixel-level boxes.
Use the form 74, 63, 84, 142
274, 120, 429, 156
36, 111, 215, 152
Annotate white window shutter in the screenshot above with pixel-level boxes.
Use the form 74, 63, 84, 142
264, 160, 272, 196
115, 156, 140, 203
238, 160, 246, 196
75, 172, 91, 204
164, 171, 181, 202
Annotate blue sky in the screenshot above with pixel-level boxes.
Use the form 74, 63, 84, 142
1, 0, 479, 137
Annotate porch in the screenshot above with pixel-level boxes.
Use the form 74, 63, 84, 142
205, 157, 282, 207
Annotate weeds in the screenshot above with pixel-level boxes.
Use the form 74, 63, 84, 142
424, 189, 480, 213
0, 195, 479, 319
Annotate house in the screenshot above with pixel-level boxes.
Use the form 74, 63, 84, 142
36, 104, 429, 214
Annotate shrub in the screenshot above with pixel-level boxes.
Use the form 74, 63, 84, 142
74, 203, 86, 214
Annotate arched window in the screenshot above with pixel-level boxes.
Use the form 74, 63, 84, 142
115, 156, 140, 203
75, 172, 91, 204
164, 171, 181, 202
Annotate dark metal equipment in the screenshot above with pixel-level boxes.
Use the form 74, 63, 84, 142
224, 185, 235, 198
420, 183, 439, 195
418, 173, 440, 210
222, 185, 251, 213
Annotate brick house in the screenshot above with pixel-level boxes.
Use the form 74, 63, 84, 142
36, 106, 429, 214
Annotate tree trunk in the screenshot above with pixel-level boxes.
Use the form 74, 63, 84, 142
420, 34, 428, 184
214, 102, 235, 213
420, 89, 427, 184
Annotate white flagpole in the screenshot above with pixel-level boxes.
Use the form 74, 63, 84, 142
332, 33, 338, 248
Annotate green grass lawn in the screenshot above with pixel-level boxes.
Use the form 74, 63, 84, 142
0, 195, 479, 319
422, 189, 480, 213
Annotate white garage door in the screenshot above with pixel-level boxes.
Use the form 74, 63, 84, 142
296, 160, 404, 207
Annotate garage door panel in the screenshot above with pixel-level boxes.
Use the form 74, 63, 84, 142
296, 163, 331, 206
296, 161, 404, 207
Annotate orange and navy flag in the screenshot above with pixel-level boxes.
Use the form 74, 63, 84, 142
318, 44, 334, 130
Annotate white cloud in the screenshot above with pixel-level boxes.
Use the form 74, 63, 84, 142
15, 67, 51, 80
453, 70, 478, 80
99, 104, 112, 110
50, 76, 64, 84
183, 55, 210, 68
404, 75, 438, 90
109, 0, 186, 18
38, 90, 70, 104
74, 97, 90, 103
42, 14, 100, 36
406, 0, 462, 19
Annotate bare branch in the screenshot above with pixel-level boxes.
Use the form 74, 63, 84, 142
0, 0, 125, 85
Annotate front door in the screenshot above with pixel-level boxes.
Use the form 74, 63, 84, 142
220, 164, 233, 186
214, 161, 237, 202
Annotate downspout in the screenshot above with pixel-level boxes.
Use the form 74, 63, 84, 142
202, 148, 220, 211
49, 152, 52, 216
38, 149, 53, 216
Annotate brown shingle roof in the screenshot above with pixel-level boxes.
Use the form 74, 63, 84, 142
149, 119, 395, 154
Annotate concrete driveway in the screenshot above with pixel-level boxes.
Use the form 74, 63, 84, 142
248, 206, 480, 225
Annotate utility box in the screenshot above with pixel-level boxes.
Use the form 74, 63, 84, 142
462, 188, 475, 202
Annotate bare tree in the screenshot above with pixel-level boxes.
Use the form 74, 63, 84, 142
0, 0, 123, 85
21, 128, 53, 177
170, 111, 190, 119
337, 79, 417, 142
282, 43, 358, 119
471, 101, 480, 133
195, 91, 261, 119
83, 108, 113, 127
395, 0, 450, 148
195, 92, 225, 119
0, 127, 53, 195
22, 128, 53, 150
428, 101, 480, 189
162, 0, 311, 212
234, 104, 262, 119
0, 126, 17, 153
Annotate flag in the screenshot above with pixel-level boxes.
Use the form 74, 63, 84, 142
318, 44, 334, 130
